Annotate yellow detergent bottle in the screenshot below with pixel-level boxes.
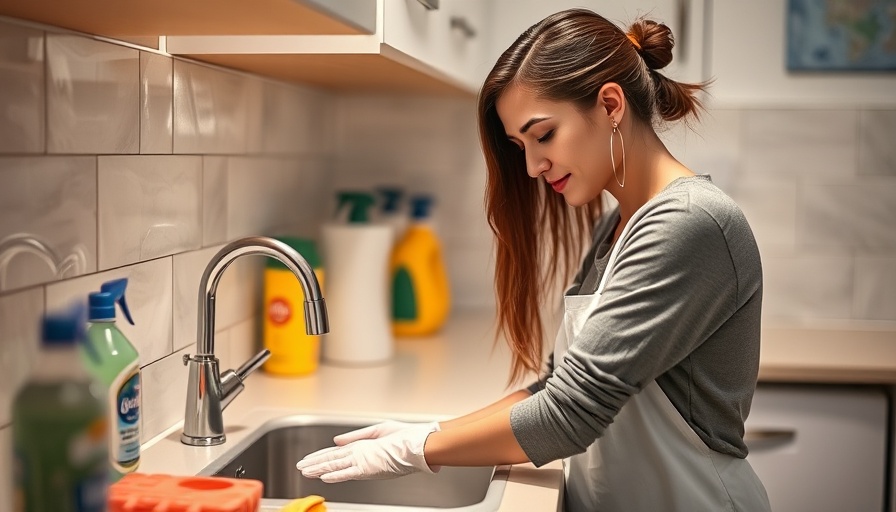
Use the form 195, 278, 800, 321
390, 195, 451, 337
263, 237, 324, 376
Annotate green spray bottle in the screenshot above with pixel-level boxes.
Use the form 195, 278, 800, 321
81, 278, 141, 481
13, 305, 109, 512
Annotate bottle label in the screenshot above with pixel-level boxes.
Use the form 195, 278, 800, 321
111, 363, 141, 473
15, 418, 109, 512
268, 296, 293, 326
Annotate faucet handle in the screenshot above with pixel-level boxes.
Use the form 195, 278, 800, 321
182, 354, 191, 366
220, 349, 271, 410
235, 349, 271, 381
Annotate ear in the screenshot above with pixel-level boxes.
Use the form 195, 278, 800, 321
596, 83, 626, 124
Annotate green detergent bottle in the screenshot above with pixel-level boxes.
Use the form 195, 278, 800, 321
13, 306, 109, 512
81, 278, 141, 481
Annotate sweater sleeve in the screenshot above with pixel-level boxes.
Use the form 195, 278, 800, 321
510, 196, 741, 467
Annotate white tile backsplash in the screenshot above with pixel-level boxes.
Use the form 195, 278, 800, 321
664, 109, 744, 192
761, 255, 855, 321
46, 34, 139, 154
139, 52, 173, 155
0, 21, 44, 154
0, 156, 97, 292
743, 110, 858, 181
446, 246, 495, 310
97, 155, 202, 269
173, 60, 249, 155
202, 156, 228, 247
858, 110, 896, 177
140, 345, 191, 442
0, 24, 340, 450
172, 246, 215, 352
45, 257, 174, 366
226, 156, 329, 239
247, 79, 335, 156
172, 244, 262, 352
798, 181, 896, 250
334, 95, 477, 174
226, 316, 261, 371
729, 180, 798, 251
854, 256, 896, 321
0, 287, 44, 427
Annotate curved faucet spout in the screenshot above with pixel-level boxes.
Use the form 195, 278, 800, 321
196, 236, 328, 356
182, 236, 328, 446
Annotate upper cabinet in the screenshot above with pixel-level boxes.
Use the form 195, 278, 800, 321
0, 0, 377, 36
0, 0, 489, 95
167, 0, 490, 95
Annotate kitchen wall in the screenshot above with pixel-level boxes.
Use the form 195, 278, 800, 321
0, 17, 335, 505
328, 92, 896, 326
663, 105, 896, 326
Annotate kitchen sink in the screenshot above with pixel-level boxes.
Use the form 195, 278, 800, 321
198, 414, 509, 511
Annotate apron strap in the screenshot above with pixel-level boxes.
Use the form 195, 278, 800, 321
595, 210, 644, 296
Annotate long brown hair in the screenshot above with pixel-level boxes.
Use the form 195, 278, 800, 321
478, 9, 708, 384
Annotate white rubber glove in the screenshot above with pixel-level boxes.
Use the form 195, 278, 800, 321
334, 420, 441, 446
296, 424, 439, 483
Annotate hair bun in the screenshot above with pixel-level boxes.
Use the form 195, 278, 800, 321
627, 18, 674, 70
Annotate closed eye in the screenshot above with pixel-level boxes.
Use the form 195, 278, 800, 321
537, 130, 554, 143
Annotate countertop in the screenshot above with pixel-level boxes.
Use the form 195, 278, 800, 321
138, 309, 895, 511
759, 325, 896, 384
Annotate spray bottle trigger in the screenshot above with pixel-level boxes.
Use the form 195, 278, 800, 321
100, 278, 136, 326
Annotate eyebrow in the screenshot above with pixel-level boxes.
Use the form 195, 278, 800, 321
519, 116, 550, 134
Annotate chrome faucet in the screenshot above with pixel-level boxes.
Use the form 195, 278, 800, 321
181, 236, 328, 446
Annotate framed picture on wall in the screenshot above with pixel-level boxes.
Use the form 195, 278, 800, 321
786, 0, 896, 71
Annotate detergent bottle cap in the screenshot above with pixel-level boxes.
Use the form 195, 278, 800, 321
88, 278, 135, 325
410, 195, 434, 221
267, 237, 321, 270
377, 187, 404, 214
336, 191, 377, 224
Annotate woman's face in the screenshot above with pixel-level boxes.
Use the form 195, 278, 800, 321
496, 83, 611, 207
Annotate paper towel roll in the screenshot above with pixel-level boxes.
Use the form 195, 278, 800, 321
321, 223, 394, 365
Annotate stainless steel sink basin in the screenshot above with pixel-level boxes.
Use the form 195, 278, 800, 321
198, 415, 509, 511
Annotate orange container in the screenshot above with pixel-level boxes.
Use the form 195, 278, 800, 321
108, 473, 263, 512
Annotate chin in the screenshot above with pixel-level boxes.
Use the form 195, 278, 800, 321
562, 191, 593, 208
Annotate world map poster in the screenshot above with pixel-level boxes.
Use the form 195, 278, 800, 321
787, 0, 896, 70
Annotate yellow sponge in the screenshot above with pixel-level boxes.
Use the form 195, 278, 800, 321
279, 495, 326, 512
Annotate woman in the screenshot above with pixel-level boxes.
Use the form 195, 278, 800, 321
297, 9, 771, 511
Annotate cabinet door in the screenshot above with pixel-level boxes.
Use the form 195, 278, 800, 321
383, 0, 489, 92
745, 384, 888, 512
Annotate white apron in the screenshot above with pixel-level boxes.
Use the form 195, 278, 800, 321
555, 215, 770, 512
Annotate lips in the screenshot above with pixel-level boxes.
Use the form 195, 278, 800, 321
549, 174, 571, 193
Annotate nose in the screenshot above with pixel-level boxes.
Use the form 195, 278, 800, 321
526, 150, 550, 179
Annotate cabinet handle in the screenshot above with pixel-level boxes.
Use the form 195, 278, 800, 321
744, 428, 796, 444
416, 0, 439, 10
450, 16, 477, 39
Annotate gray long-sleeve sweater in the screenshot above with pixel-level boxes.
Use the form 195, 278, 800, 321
511, 175, 763, 467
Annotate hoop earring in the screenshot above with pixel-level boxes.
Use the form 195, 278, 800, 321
609, 118, 626, 188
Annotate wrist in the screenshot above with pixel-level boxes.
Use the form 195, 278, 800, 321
421, 427, 442, 473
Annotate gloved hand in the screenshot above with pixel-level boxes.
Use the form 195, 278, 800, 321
296, 424, 439, 483
333, 420, 441, 446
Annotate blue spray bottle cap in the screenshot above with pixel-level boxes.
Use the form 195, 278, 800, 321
42, 302, 88, 347
410, 195, 434, 220
88, 278, 135, 325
